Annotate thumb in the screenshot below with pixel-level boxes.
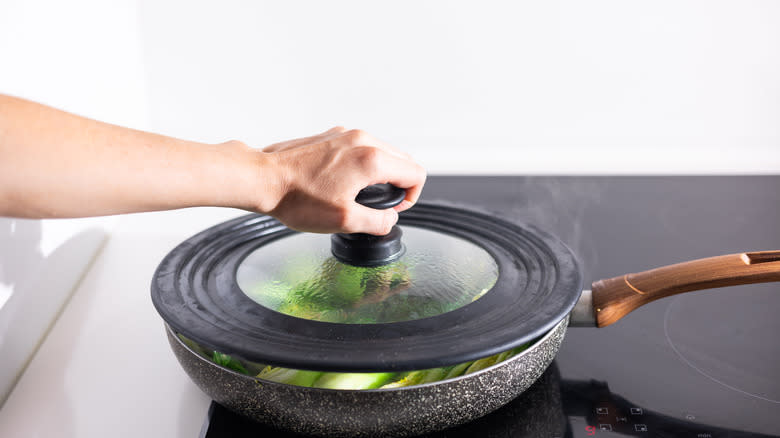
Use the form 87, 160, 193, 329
345, 205, 399, 236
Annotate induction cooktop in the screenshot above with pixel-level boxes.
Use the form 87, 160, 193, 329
199, 176, 780, 438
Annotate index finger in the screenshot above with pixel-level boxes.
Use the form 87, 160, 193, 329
369, 151, 427, 213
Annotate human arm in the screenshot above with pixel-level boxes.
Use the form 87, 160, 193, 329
0, 94, 425, 235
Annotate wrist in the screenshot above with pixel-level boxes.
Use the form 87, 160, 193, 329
216, 140, 286, 214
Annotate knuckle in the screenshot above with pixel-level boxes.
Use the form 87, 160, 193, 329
322, 139, 339, 153
224, 139, 248, 149
344, 129, 368, 144
356, 146, 382, 173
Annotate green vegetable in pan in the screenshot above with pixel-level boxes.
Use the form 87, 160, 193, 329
244, 254, 488, 324
179, 333, 529, 390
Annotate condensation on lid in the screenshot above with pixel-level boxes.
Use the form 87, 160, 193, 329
235, 226, 499, 324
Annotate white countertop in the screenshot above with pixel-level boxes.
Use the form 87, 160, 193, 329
0, 207, 248, 438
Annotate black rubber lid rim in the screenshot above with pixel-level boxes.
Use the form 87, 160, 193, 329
151, 202, 583, 372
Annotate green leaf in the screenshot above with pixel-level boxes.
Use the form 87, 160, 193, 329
443, 362, 472, 380
211, 351, 249, 375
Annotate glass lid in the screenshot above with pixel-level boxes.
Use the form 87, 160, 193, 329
236, 226, 499, 324
151, 201, 583, 372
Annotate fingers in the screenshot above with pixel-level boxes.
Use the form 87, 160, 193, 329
331, 129, 424, 211
335, 129, 412, 161
265, 127, 426, 236
264, 127, 410, 163
363, 148, 427, 213
266, 127, 424, 210
342, 205, 399, 236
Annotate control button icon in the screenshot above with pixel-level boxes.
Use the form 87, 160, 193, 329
630, 407, 643, 415
616, 416, 628, 422
685, 414, 696, 421
599, 424, 613, 431
634, 424, 648, 432
596, 407, 609, 415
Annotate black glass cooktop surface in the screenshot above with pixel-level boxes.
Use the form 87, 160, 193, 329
200, 176, 780, 438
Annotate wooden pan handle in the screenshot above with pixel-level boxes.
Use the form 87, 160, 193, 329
591, 250, 780, 327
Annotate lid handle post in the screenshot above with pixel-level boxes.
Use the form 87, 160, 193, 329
331, 184, 406, 266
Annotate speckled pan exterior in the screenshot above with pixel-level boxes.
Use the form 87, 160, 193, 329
166, 317, 568, 437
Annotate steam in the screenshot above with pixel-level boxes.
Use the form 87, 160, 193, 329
507, 177, 605, 283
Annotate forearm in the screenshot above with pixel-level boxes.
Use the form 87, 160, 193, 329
0, 95, 274, 218
0, 94, 426, 234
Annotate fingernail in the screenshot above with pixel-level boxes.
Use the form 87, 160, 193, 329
396, 200, 413, 211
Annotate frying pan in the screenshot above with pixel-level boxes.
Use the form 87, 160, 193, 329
153, 195, 780, 437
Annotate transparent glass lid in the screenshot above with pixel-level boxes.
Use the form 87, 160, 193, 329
236, 226, 499, 324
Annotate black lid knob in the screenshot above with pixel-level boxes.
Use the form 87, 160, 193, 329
355, 184, 406, 209
331, 184, 406, 266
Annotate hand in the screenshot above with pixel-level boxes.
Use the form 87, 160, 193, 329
260, 127, 426, 235
0, 95, 425, 227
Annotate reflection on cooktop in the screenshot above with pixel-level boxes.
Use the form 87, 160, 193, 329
664, 288, 780, 405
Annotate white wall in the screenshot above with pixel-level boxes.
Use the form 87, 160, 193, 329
0, 0, 148, 403
138, 0, 779, 174
2, 0, 778, 176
